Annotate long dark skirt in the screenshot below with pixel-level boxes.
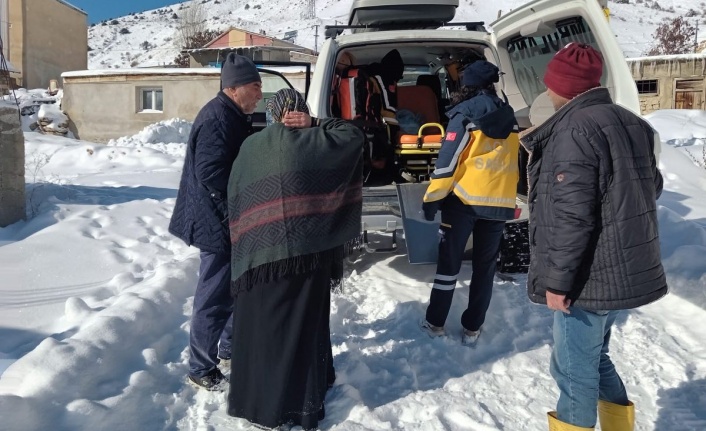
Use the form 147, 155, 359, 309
227, 266, 334, 430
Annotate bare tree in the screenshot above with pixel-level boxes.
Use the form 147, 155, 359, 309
173, 29, 221, 67
645, 16, 697, 55
175, 2, 208, 51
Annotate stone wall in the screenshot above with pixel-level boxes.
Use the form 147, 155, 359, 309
628, 55, 706, 114
0, 104, 25, 227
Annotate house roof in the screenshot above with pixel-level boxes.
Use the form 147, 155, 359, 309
56, 0, 87, 16
61, 65, 313, 79
203, 27, 308, 50
626, 52, 706, 63
186, 45, 306, 53
204, 27, 270, 48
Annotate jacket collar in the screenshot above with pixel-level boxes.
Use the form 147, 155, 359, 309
520, 87, 612, 153
447, 92, 517, 139
217, 90, 250, 122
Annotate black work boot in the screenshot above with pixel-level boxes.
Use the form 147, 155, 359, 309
187, 368, 228, 391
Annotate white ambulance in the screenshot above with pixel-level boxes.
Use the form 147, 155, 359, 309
267, 0, 643, 266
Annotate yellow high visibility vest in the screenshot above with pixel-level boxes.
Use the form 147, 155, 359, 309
424, 129, 519, 208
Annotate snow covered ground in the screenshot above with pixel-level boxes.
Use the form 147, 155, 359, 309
0, 110, 705, 430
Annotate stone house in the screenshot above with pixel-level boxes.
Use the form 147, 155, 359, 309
0, 0, 87, 90
61, 25, 317, 142
61, 66, 312, 142
627, 53, 706, 114
187, 27, 317, 67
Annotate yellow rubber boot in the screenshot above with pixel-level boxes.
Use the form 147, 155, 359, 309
548, 412, 594, 430
597, 400, 635, 431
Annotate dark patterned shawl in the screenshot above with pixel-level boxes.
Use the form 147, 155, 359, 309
228, 118, 365, 293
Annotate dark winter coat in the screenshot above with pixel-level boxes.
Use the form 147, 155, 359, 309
423, 91, 520, 221
520, 88, 667, 310
169, 91, 253, 253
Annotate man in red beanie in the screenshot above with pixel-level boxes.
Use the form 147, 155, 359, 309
520, 43, 667, 431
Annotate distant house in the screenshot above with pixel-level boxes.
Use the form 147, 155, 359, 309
0, 0, 87, 90
60, 27, 316, 142
627, 53, 706, 114
61, 66, 312, 142
187, 27, 317, 67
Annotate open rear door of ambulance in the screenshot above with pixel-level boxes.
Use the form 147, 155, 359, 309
489, 0, 639, 130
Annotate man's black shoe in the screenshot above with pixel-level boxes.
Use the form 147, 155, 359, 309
188, 368, 228, 391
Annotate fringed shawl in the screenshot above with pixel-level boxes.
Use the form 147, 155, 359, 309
228, 118, 365, 294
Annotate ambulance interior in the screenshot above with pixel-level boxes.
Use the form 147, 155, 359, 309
330, 43, 530, 189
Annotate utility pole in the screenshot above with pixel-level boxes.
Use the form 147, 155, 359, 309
314, 24, 319, 54
695, 19, 699, 52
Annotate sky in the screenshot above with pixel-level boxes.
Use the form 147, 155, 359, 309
68, 0, 181, 24
0, 89, 705, 430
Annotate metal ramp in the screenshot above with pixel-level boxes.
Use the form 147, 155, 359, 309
395, 183, 440, 264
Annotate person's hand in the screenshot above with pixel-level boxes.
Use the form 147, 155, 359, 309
282, 111, 312, 128
546, 291, 571, 314
421, 201, 440, 221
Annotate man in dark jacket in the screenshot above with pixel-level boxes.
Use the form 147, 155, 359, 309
520, 43, 667, 431
169, 53, 262, 390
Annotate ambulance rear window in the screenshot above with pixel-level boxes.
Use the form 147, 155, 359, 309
505, 17, 607, 105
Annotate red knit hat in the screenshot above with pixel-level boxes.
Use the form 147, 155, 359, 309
543, 43, 603, 99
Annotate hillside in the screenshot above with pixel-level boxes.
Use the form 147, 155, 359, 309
87, 0, 706, 69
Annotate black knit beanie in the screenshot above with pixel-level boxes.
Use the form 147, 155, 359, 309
462, 60, 500, 87
381, 49, 404, 83
221, 53, 261, 88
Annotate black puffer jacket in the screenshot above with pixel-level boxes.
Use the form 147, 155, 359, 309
169, 91, 253, 253
520, 88, 667, 310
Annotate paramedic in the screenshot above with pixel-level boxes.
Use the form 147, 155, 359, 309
419, 60, 520, 345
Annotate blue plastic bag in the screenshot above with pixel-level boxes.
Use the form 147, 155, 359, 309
396, 109, 424, 134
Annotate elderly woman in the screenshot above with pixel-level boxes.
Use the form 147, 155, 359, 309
226, 88, 365, 430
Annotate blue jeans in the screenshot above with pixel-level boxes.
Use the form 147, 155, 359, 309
551, 308, 629, 428
189, 251, 234, 378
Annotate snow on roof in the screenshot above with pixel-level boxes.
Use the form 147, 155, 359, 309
62, 68, 221, 78
187, 45, 307, 53
626, 52, 706, 63
204, 27, 273, 46
56, 0, 87, 16
62, 65, 313, 79
203, 27, 305, 49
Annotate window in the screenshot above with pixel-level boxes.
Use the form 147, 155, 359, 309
257, 72, 298, 114
504, 17, 605, 106
140, 88, 163, 112
635, 79, 658, 94
398, 66, 434, 86
675, 79, 703, 91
